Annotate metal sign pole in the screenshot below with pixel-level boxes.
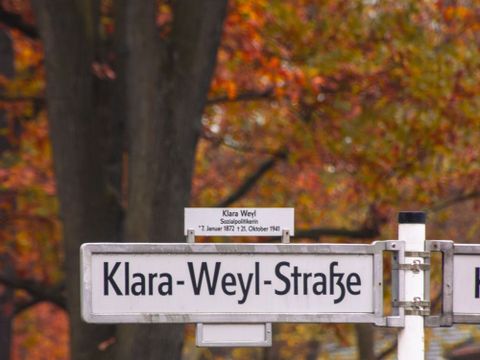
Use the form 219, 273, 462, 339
397, 211, 426, 360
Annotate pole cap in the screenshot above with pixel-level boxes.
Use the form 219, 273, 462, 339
398, 211, 426, 224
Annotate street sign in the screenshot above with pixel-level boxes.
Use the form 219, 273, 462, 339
453, 244, 480, 323
425, 241, 480, 326
81, 242, 391, 325
453, 255, 477, 313
184, 208, 294, 236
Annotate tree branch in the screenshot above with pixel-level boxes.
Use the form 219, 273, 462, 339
201, 129, 281, 156
430, 190, 480, 212
294, 226, 379, 240
206, 88, 274, 106
0, 273, 66, 310
0, 6, 39, 39
14, 298, 42, 315
214, 153, 379, 240
376, 341, 396, 360
216, 149, 287, 207
0, 95, 44, 103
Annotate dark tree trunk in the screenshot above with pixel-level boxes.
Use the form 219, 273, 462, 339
305, 339, 321, 360
114, 1, 227, 359
355, 323, 375, 360
0, 28, 14, 360
0, 255, 14, 360
31, 2, 118, 359
31, 1, 228, 359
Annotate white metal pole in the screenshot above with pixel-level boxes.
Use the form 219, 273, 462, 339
397, 211, 426, 360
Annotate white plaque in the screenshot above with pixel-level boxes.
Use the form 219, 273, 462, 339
81, 243, 376, 323
196, 323, 272, 347
184, 208, 294, 236
453, 255, 480, 314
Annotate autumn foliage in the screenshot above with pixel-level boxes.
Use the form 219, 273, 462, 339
1, 0, 480, 359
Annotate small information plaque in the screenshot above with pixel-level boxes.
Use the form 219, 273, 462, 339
184, 208, 294, 236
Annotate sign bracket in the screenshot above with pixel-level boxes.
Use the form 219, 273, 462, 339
392, 239, 453, 324
393, 298, 430, 316
187, 229, 195, 244
376, 240, 406, 328
424, 240, 454, 327
394, 261, 430, 273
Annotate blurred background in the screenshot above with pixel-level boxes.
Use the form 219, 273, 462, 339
0, 0, 479, 359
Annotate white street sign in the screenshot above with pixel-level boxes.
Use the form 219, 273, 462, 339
184, 208, 294, 236
81, 243, 382, 324
453, 254, 480, 315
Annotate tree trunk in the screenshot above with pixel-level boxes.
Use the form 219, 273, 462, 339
31, 2, 117, 359
355, 323, 375, 360
0, 28, 14, 360
0, 255, 14, 360
114, 1, 227, 359
31, 0, 227, 359
305, 339, 321, 360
